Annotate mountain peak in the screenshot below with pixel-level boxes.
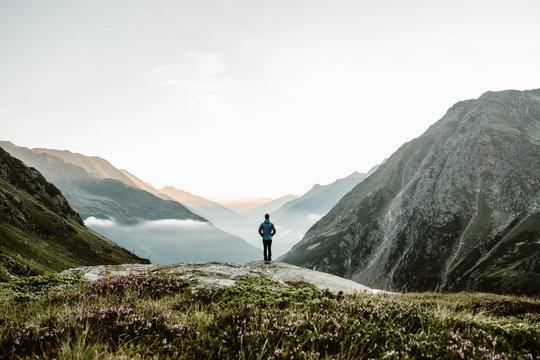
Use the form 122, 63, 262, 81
345, 171, 365, 179
280, 88, 540, 297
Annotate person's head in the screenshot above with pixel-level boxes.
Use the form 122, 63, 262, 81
265, 214, 270, 220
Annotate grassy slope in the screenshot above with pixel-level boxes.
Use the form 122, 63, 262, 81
0, 177, 147, 280
0, 273, 538, 359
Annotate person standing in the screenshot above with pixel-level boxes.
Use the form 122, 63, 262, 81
258, 213, 276, 261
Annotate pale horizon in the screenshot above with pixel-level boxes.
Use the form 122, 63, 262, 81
2, 0, 539, 200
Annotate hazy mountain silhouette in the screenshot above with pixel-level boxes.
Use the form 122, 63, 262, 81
265, 171, 377, 258
119, 169, 173, 200
243, 194, 299, 220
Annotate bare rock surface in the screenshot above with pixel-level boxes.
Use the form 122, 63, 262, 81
245, 261, 383, 294
62, 261, 385, 295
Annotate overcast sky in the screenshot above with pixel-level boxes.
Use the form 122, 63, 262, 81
1, 0, 539, 200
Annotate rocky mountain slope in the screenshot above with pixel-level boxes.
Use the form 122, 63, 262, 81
0, 142, 260, 264
266, 170, 376, 258
0, 146, 148, 280
281, 89, 540, 297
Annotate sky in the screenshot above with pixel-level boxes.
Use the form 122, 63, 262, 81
1, 0, 540, 201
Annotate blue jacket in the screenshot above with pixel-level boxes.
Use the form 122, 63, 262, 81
258, 219, 276, 240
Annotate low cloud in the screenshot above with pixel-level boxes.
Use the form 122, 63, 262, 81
83, 217, 255, 265
84, 217, 210, 230
136, 219, 210, 230
85, 216, 115, 227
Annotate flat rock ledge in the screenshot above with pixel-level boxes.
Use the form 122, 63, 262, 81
62, 261, 386, 295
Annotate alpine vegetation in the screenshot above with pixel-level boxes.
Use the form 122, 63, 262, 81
1, 271, 538, 359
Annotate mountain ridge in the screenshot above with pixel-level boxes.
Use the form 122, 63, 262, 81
0, 142, 260, 265
281, 88, 540, 296
0, 146, 148, 280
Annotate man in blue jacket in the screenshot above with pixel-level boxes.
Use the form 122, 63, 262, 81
258, 213, 276, 261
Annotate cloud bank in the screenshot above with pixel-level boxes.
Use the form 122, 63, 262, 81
83, 217, 258, 265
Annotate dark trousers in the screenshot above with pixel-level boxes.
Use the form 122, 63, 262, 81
263, 240, 272, 261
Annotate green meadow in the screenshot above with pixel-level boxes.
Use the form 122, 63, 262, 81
0, 273, 538, 359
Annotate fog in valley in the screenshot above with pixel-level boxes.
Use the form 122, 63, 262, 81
85, 217, 259, 265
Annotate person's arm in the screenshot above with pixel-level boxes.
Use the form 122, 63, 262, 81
271, 223, 276, 236
258, 223, 264, 237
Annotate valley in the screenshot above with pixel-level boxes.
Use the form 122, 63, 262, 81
1, 89, 540, 297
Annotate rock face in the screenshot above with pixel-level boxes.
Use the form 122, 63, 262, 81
280, 89, 540, 297
0, 146, 149, 280
62, 261, 384, 295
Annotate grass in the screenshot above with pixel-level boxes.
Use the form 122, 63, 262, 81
0, 273, 538, 359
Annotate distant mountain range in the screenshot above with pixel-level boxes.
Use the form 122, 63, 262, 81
0, 142, 202, 225
274, 170, 379, 226
0, 140, 383, 264
281, 89, 540, 297
266, 169, 378, 257
0, 141, 259, 265
242, 195, 300, 220
0, 146, 148, 280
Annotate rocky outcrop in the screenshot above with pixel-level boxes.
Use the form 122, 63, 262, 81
0, 146, 83, 227
62, 261, 384, 295
281, 89, 540, 297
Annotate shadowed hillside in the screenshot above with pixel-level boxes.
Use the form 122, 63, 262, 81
0, 146, 148, 280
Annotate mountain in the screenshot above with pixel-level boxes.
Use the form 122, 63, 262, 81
0, 141, 203, 226
274, 171, 377, 225
0, 142, 260, 264
32, 146, 138, 186
268, 171, 375, 258
280, 89, 540, 297
0, 146, 148, 280
160, 186, 246, 226
119, 169, 172, 200
219, 198, 274, 213
242, 194, 299, 220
